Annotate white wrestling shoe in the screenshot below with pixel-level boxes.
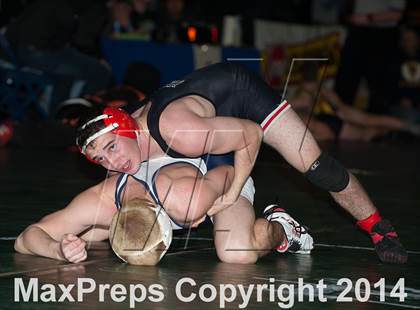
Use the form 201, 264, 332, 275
263, 204, 314, 254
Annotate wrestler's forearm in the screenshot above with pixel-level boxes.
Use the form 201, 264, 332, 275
229, 127, 262, 200
203, 166, 234, 198
230, 149, 257, 199
14, 226, 65, 261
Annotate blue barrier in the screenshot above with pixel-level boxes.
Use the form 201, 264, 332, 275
101, 37, 262, 85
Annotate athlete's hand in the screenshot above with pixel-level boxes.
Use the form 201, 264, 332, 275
60, 234, 87, 263
190, 215, 207, 228
207, 193, 238, 216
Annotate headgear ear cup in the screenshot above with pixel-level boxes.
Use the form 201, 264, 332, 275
109, 199, 173, 266
103, 107, 139, 140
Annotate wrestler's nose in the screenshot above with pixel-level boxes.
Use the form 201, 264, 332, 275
107, 154, 124, 171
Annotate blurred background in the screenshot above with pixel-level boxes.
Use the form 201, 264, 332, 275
1, 0, 420, 148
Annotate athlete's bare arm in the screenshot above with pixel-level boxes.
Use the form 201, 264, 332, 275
321, 89, 405, 130
154, 163, 235, 226
159, 96, 263, 214
14, 177, 118, 262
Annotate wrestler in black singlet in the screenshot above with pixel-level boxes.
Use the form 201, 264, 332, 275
126, 62, 283, 158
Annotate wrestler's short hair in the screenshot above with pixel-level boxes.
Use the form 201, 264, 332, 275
76, 105, 139, 157
109, 199, 173, 265
75, 104, 108, 152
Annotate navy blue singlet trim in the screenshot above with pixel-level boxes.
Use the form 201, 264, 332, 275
150, 161, 204, 229
115, 173, 127, 209
115, 175, 159, 209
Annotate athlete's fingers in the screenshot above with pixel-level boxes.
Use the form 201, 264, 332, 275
190, 215, 206, 228
61, 239, 86, 261
63, 237, 84, 252
63, 233, 79, 242
62, 244, 84, 261
65, 245, 86, 262
73, 252, 88, 264
207, 194, 236, 216
68, 249, 88, 263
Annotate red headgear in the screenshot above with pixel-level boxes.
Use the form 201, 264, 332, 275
78, 107, 139, 157
103, 107, 138, 140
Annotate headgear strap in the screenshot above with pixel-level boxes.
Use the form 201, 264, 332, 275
79, 107, 139, 155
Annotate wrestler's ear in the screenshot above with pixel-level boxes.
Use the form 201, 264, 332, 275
79, 147, 100, 165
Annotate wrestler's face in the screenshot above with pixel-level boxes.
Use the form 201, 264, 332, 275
86, 132, 141, 174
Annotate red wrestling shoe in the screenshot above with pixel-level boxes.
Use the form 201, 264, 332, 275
370, 220, 408, 264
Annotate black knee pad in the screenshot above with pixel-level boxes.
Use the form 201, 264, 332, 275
304, 153, 350, 192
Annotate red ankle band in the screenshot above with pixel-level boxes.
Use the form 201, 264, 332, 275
357, 211, 382, 234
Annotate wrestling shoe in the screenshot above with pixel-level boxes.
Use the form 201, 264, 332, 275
263, 204, 314, 254
370, 219, 408, 264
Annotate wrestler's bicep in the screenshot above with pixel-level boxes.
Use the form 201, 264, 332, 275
79, 226, 110, 242
161, 110, 260, 156
154, 164, 210, 223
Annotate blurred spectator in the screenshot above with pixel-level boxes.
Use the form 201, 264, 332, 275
290, 62, 420, 142
0, 85, 145, 149
403, 0, 420, 29
108, 0, 156, 38
4, 0, 112, 115
390, 25, 420, 123
131, 0, 157, 37
154, 0, 186, 42
312, 0, 342, 25
0, 0, 30, 29
334, 0, 406, 114
109, 0, 135, 34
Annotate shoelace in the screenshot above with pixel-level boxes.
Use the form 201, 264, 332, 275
370, 231, 398, 244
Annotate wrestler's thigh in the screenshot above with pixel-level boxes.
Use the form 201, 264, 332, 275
213, 197, 255, 253
263, 108, 321, 172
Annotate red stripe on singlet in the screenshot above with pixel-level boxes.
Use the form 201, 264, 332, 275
262, 101, 290, 131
